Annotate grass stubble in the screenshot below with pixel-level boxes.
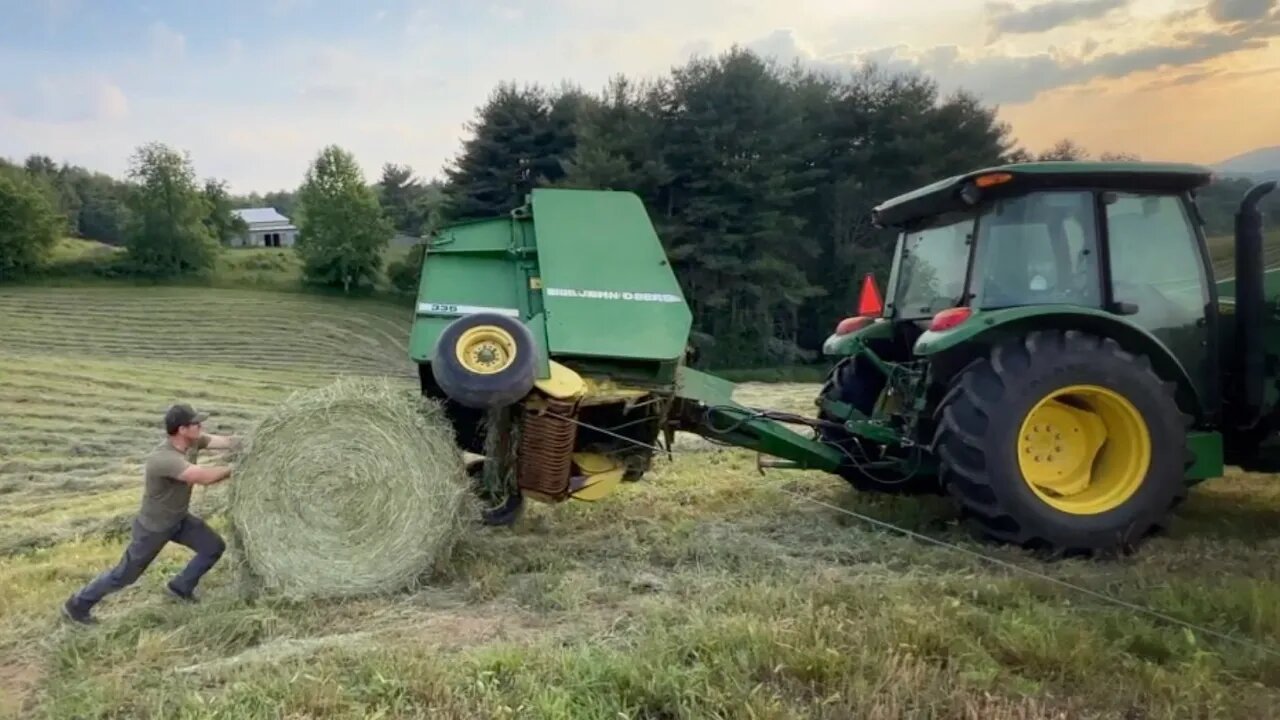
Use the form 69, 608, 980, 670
0, 286, 1277, 718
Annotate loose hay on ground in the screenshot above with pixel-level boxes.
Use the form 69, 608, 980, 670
228, 377, 473, 599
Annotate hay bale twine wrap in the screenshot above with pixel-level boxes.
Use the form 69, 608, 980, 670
229, 376, 473, 599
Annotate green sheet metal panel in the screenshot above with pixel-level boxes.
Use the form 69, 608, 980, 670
408, 217, 535, 365
530, 189, 692, 362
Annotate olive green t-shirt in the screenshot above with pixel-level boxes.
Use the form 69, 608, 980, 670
137, 435, 210, 531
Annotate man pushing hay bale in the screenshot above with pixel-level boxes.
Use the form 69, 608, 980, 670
229, 376, 472, 599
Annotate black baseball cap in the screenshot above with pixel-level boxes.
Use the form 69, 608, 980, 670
165, 403, 209, 434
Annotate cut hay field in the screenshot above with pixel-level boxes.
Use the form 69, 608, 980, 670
2, 284, 1279, 719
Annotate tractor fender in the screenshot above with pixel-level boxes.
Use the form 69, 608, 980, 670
912, 306, 1203, 416
821, 318, 894, 357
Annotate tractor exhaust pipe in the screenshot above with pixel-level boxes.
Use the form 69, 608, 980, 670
1232, 180, 1277, 428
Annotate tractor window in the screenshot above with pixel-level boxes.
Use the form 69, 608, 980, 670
973, 191, 1100, 310
893, 213, 974, 318
1106, 194, 1207, 317
1105, 194, 1210, 386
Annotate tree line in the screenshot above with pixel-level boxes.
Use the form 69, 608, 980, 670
0, 143, 422, 288
436, 50, 1277, 365
3, 47, 1277, 365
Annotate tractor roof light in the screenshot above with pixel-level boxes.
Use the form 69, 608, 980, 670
961, 172, 1014, 206
974, 172, 1013, 188
928, 307, 972, 332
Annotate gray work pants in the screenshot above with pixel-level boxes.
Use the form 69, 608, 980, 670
70, 513, 225, 610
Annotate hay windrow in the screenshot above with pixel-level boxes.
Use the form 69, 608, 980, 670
228, 376, 472, 599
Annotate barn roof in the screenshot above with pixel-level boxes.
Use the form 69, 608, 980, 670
232, 207, 293, 225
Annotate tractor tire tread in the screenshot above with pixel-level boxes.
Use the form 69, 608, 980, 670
934, 328, 1188, 556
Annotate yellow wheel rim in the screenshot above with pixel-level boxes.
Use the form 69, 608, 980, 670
1016, 384, 1151, 515
454, 325, 517, 375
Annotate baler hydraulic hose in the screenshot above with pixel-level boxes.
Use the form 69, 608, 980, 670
701, 405, 925, 485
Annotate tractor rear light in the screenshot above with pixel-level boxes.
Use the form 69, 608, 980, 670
929, 307, 972, 332
835, 316, 873, 335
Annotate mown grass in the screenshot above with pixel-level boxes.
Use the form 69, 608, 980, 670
1, 285, 1278, 718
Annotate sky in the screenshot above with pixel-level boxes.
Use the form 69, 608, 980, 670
0, 0, 1277, 193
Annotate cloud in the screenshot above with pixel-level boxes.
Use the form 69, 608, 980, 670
829, 4, 1280, 104
489, 4, 525, 22
0, 75, 129, 123
94, 81, 129, 120
149, 21, 186, 60
1208, 0, 1277, 24
986, 0, 1130, 39
746, 29, 815, 66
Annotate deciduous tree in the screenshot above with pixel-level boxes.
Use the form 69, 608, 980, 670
124, 142, 218, 276
0, 167, 62, 279
295, 145, 393, 293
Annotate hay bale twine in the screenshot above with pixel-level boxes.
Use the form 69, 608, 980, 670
229, 376, 472, 599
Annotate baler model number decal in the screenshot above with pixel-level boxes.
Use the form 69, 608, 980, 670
546, 288, 682, 303
416, 303, 520, 317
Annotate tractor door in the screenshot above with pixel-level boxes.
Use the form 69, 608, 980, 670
970, 190, 1101, 311
1102, 192, 1218, 412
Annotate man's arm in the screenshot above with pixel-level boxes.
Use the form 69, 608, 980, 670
202, 434, 242, 451
176, 463, 232, 486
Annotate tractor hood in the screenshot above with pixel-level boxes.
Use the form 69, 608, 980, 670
409, 189, 693, 380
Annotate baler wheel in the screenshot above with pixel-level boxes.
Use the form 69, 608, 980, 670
933, 329, 1188, 556
432, 313, 537, 410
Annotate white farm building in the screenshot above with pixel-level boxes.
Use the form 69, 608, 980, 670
230, 208, 297, 248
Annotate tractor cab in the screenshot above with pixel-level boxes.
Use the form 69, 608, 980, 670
877, 165, 1214, 366
831, 163, 1224, 409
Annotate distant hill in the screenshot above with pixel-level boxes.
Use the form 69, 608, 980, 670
1214, 146, 1280, 181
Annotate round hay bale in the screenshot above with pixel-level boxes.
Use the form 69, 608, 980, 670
229, 376, 472, 599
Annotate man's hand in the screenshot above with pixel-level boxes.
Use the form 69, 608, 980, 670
177, 464, 232, 486
204, 434, 242, 451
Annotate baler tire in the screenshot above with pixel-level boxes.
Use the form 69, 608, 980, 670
432, 313, 537, 410
818, 355, 940, 496
933, 329, 1188, 556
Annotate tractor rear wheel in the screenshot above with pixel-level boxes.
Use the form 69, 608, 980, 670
818, 354, 939, 495
933, 330, 1187, 555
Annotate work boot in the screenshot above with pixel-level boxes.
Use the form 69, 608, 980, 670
61, 597, 97, 625
166, 581, 199, 603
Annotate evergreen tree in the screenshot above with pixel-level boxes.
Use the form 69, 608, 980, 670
559, 75, 672, 201
376, 163, 428, 236
296, 145, 393, 293
443, 83, 593, 220
658, 49, 826, 365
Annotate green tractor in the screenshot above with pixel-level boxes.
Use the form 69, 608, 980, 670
410, 163, 1277, 556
